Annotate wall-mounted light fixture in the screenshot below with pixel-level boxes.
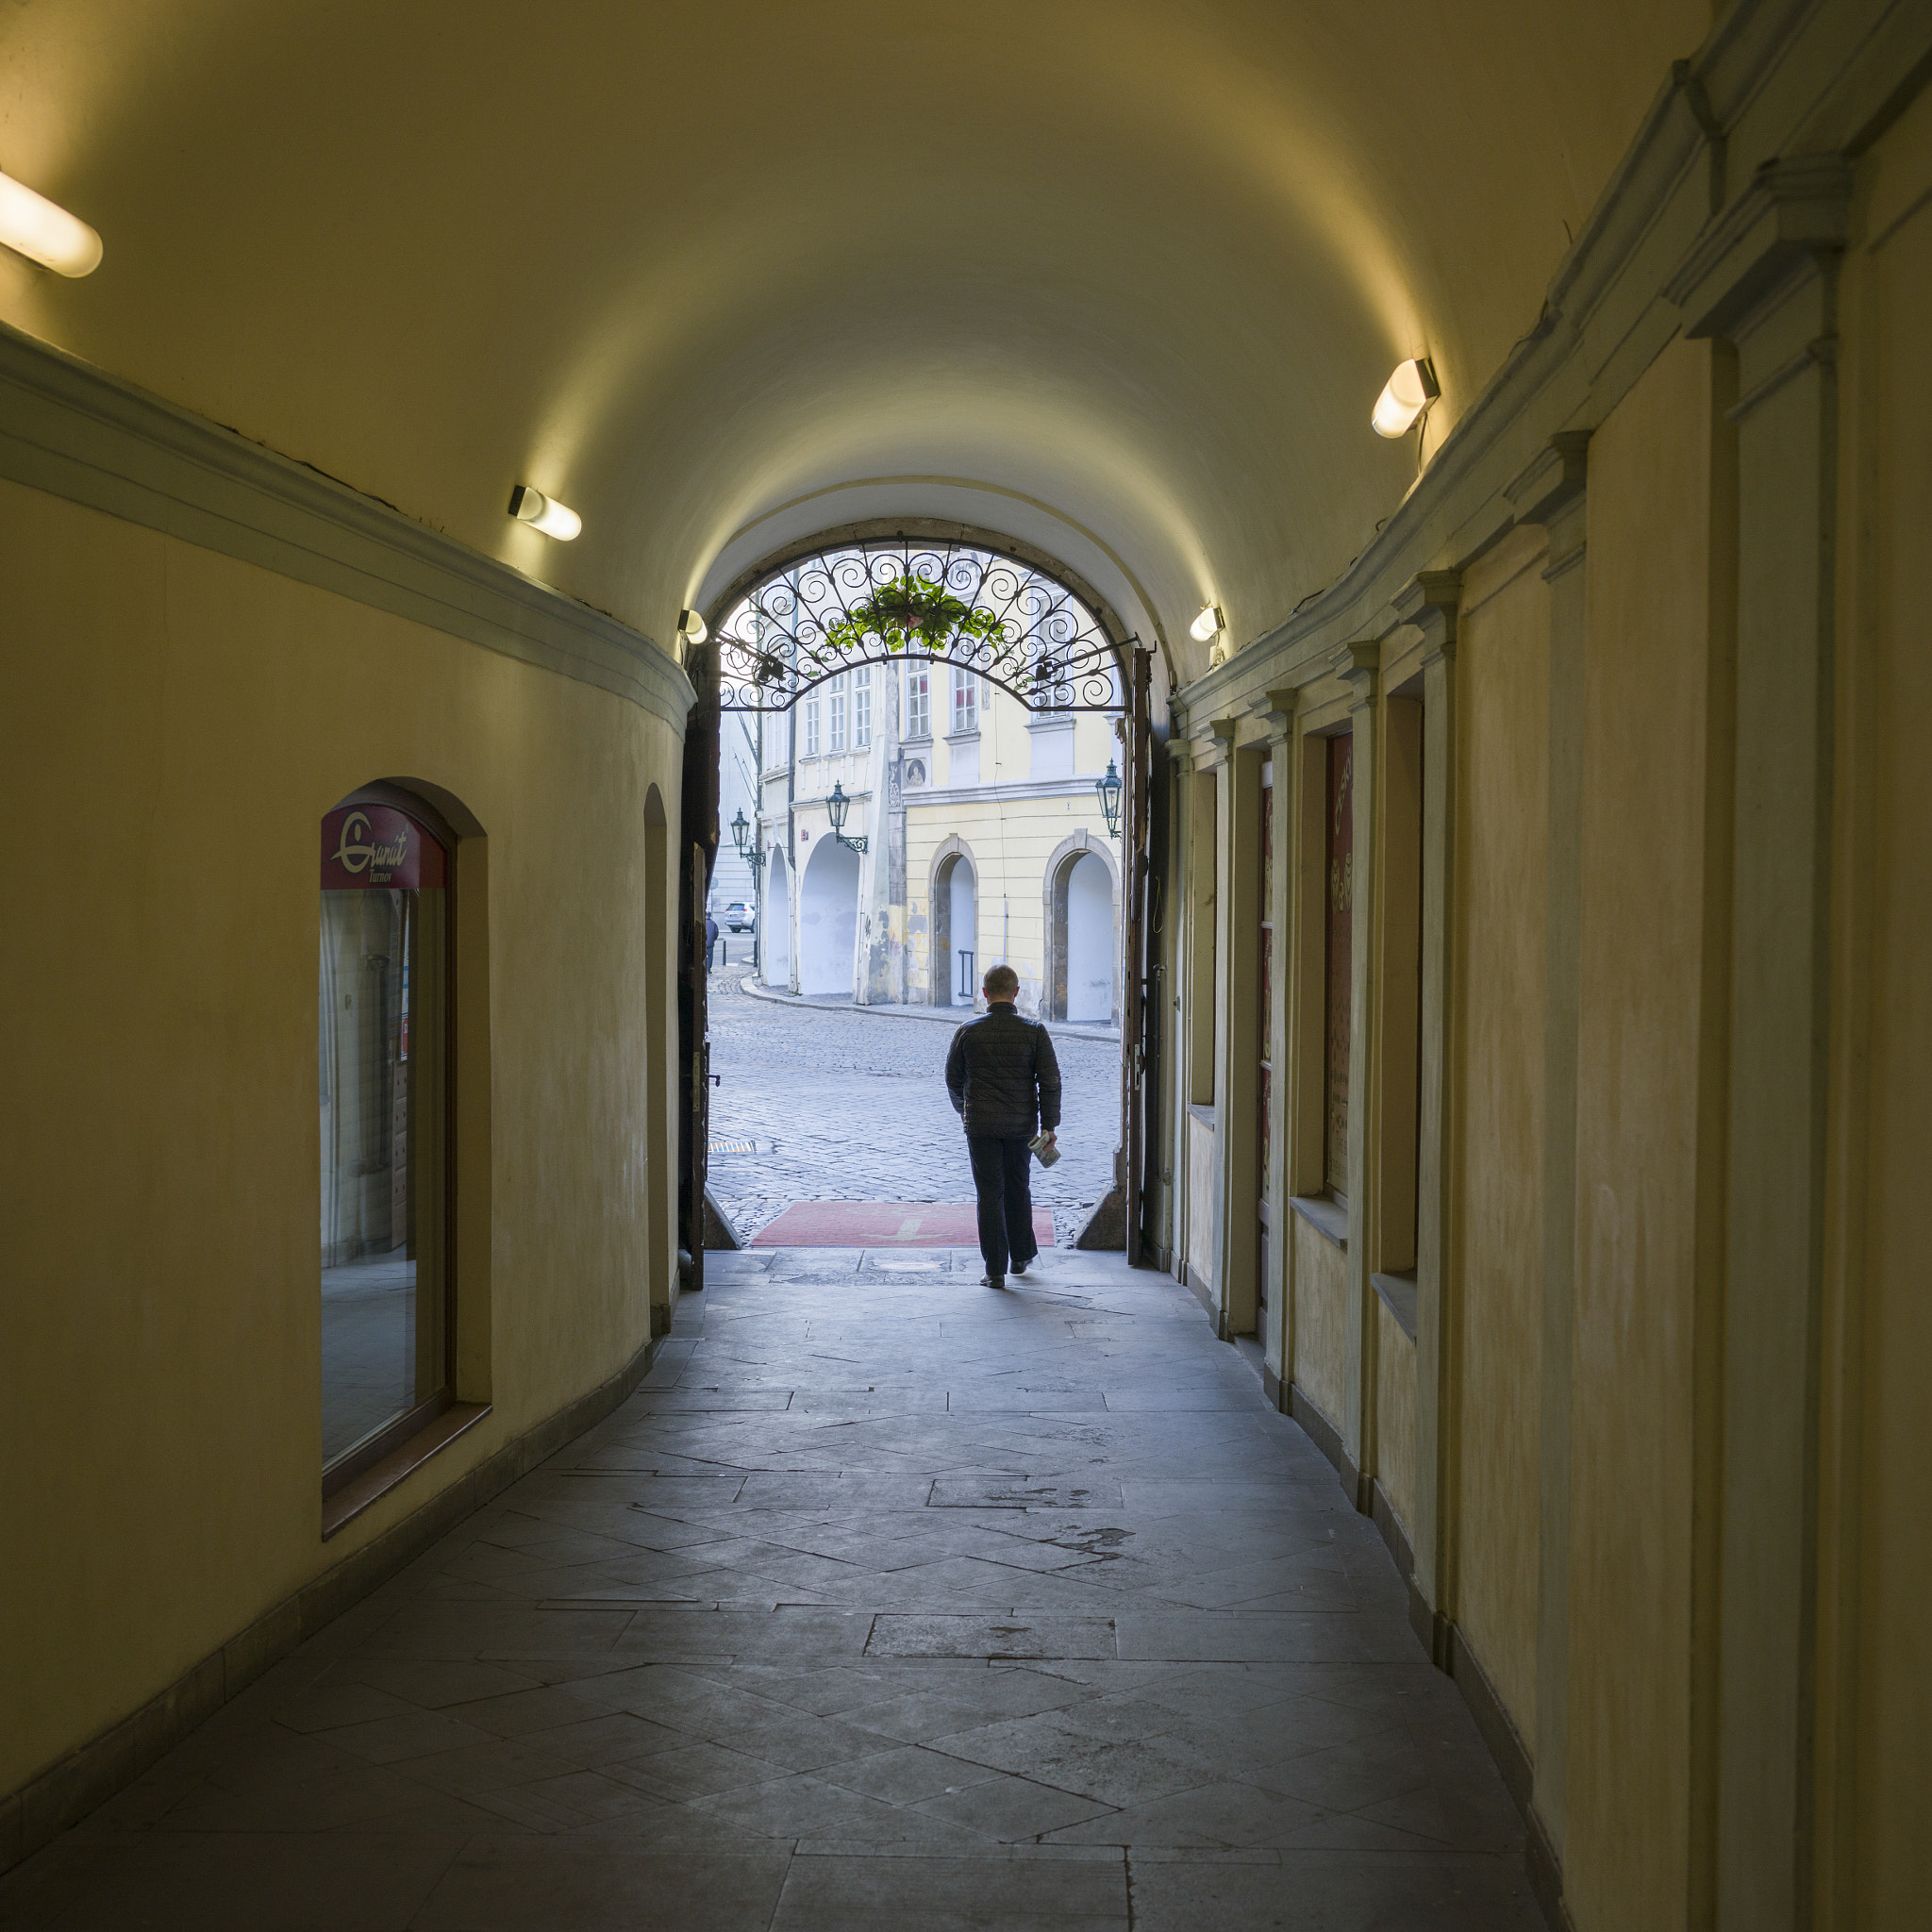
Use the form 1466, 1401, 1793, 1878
679, 608, 709, 645
1095, 758, 1124, 839
1372, 357, 1441, 439
1189, 604, 1224, 643
825, 780, 868, 855
0, 171, 102, 276
508, 484, 581, 541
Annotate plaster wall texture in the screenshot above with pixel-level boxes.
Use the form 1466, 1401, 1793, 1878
1450, 527, 1551, 1746
0, 479, 681, 1802
1840, 88, 1932, 1927
905, 798, 1116, 1012
1290, 1212, 1347, 1429
1374, 1299, 1418, 1540
1563, 338, 1724, 1932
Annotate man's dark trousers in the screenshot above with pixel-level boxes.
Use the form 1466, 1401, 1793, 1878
967, 1134, 1038, 1280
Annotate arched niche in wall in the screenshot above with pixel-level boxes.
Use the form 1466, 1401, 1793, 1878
927, 834, 981, 1008
1041, 827, 1121, 1026
798, 834, 861, 996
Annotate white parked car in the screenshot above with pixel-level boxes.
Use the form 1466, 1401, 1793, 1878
721, 900, 757, 933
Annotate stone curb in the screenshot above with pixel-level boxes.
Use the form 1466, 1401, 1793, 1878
730, 974, 1121, 1043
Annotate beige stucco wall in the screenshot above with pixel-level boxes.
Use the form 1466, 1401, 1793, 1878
1290, 1213, 1347, 1428
1450, 526, 1549, 1742
1840, 89, 1932, 1930
1562, 338, 1724, 1932
1374, 1301, 1416, 1539
905, 793, 1116, 1014
0, 479, 682, 1799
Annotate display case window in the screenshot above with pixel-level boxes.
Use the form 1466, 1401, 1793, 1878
319, 797, 453, 1487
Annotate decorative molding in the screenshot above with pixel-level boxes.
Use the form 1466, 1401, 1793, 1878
0, 321, 693, 731
1394, 572, 1463, 664
1505, 430, 1591, 530
1669, 154, 1854, 340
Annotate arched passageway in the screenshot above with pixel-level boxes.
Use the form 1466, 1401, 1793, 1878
797, 837, 859, 995
763, 846, 791, 989
1062, 852, 1113, 1024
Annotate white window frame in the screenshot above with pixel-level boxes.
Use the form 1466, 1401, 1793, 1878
803, 696, 820, 758
952, 667, 979, 736
854, 667, 872, 748
906, 664, 930, 741
828, 673, 846, 753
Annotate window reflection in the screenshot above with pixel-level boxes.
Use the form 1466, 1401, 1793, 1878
319, 801, 450, 1475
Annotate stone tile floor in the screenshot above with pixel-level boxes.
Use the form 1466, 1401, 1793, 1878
0, 1249, 1542, 1930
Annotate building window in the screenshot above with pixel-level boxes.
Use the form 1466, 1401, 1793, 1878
906, 664, 930, 740
828, 673, 846, 753
804, 696, 820, 758
952, 667, 979, 735
854, 666, 872, 747
320, 795, 454, 1490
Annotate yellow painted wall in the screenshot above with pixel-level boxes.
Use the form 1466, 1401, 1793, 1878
1290, 1213, 1347, 1428
1374, 1303, 1417, 1538
1450, 526, 1549, 1740
0, 480, 682, 1798
1841, 89, 1932, 1930
1563, 338, 1723, 1932
906, 794, 1116, 1012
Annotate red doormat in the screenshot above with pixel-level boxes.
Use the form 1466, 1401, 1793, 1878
750, 1201, 1056, 1248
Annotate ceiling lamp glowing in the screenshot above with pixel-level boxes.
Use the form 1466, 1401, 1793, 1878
679, 608, 709, 645
1190, 604, 1224, 643
508, 484, 581, 541
0, 171, 102, 276
1372, 358, 1441, 439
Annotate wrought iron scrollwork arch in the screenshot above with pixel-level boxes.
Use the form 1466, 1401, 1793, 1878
715, 537, 1126, 714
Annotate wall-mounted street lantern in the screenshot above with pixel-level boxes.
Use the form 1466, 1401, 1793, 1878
825, 781, 868, 855
730, 807, 763, 875
1095, 758, 1124, 838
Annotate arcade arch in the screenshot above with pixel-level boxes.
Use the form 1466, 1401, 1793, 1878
763, 844, 792, 990
1043, 832, 1121, 1025
928, 836, 981, 1008
797, 835, 860, 995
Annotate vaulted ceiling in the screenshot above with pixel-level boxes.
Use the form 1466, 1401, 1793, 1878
0, 0, 1710, 691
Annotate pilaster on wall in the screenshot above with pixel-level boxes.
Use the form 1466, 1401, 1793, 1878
1672, 153, 1850, 1932
1257, 689, 1300, 1391
1397, 572, 1462, 1663
1505, 431, 1591, 1861
1336, 644, 1381, 1498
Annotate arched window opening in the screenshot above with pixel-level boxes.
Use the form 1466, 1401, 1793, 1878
319, 791, 455, 1491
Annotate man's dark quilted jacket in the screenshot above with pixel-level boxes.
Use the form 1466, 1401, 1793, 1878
944, 1002, 1062, 1139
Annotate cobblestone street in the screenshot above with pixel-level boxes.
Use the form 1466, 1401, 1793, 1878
707, 971, 1121, 1246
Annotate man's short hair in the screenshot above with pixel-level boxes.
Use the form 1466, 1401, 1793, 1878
983, 963, 1020, 999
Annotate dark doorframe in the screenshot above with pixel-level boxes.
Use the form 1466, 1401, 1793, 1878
677, 643, 722, 1290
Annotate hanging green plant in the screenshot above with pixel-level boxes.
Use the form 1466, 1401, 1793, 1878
824, 573, 1008, 658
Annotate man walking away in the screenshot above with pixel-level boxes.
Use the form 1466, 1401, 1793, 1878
705, 910, 718, 972
944, 963, 1062, 1289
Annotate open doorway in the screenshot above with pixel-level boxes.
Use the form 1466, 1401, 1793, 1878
690, 527, 1156, 1259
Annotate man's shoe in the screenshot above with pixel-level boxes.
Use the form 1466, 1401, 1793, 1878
1011, 1258, 1029, 1276
980, 1274, 1006, 1290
